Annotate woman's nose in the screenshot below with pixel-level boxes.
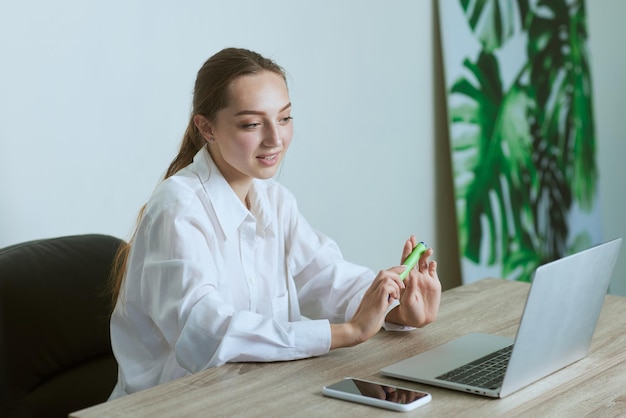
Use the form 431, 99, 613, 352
263, 123, 282, 147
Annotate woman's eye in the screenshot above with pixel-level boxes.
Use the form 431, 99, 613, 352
281, 116, 293, 124
243, 123, 261, 129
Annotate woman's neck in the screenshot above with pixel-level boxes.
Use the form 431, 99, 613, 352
232, 182, 252, 209
207, 146, 252, 208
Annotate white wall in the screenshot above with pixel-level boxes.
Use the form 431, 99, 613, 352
587, 2, 626, 295
0, 1, 624, 294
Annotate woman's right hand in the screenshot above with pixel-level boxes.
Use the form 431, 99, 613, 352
330, 266, 405, 349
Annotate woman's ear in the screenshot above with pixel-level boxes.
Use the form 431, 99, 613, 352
193, 115, 215, 143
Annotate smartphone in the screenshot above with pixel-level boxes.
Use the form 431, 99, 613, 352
322, 377, 431, 412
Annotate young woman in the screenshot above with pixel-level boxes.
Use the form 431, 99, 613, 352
108, 47, 441, 399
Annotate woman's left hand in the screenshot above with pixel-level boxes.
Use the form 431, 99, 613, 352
387, 236, 442, 328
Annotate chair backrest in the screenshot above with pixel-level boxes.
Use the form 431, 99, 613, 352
0, 234, 124, 418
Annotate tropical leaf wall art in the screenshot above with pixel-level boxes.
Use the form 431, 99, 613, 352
439, 0, 603, 283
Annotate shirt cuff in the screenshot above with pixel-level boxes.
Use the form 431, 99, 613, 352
293, 319, 332, 356
382, 299, 415, 332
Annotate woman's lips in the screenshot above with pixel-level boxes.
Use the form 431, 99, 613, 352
257, 152, 280, 166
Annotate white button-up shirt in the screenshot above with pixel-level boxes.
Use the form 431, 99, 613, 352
109, 147, 378, 398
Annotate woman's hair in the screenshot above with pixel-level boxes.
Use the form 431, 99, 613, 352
109, 48, 286, 306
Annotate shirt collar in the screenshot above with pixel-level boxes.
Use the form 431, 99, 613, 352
191, 147, 274, 239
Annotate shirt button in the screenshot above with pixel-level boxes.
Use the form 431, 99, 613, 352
247, 276, 255, 284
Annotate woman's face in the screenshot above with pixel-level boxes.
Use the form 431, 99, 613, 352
206, 71, 293, 185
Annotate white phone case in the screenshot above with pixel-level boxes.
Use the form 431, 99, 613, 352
322, 377, 431, 412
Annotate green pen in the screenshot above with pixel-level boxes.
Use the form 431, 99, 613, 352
399, 241, 428, 280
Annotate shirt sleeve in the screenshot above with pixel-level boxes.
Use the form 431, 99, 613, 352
382, 299, 415, 331
282, 198, 375, 324
136, 197, 331, 374
282, 195, 414, 332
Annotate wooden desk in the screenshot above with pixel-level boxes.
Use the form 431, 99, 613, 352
70, 279, 626, 417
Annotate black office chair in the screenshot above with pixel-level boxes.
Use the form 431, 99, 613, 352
0, 234, 124, 418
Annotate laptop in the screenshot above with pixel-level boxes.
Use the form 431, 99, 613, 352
381, 238, 622, 398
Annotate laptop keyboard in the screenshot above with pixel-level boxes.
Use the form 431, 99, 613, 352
435, 345, 513, 390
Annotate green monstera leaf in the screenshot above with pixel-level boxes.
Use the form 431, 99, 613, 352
526, 0, 596, 259
448, 0, 596, 282
459, 0, 517, 52
527, 0, 596, 209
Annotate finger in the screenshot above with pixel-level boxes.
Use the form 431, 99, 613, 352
400, 239, 413, 263
375, 269, 406, 301
405, 269, 420, 292
388, 391, 399, 403
428, 260, 438, 276
388, 265, 407, 275
383, 281, 402, 301
418, 248, 434, 271
385, 267, 408, 289
401, 236, 420, 264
